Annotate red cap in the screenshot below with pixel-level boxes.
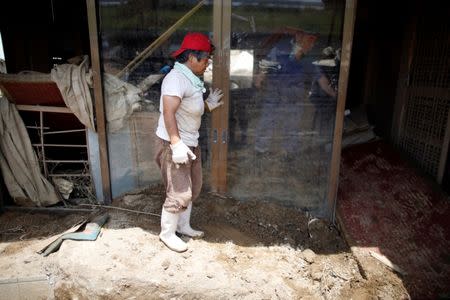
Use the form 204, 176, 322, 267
171, 32, 212, 58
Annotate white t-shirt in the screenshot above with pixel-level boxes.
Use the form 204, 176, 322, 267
156, 69, 205, 147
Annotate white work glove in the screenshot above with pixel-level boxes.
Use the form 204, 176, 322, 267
205, 88, 224, 111
170, 140, 196, 164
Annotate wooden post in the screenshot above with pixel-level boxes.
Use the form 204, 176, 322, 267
86, 0, 112, 204
39, 111, 48, 177
438, 94, 450, 184
327, 0, 358, 221
211, 0, 231, 193
391, 14, 417, 145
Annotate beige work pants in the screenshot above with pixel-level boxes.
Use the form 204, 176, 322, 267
154, 137, 202, 213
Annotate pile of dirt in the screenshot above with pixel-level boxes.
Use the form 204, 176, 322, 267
0, 186, 409, 299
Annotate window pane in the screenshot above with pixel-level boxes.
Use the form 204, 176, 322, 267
227, 0, 345, 214
98, 0, 214, 195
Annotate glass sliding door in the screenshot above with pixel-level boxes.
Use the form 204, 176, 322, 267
97, 0, 347, 214
97, 1, 216, 194
226, 0, 345, 214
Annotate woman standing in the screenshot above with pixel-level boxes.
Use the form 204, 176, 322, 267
154, 32, 223, 252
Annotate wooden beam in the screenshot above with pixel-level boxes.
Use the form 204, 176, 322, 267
16, 104, 71, 113
210, 0, 231, 193
39, 111, 48, 177
327, 0, 358, 221
27, 126, 50, 130
48, 174, 91, 177
45, 160, 89, 163
116, 0, 206, 79
210, 0, 222, 193
437, 90, 450, 183
86, 0, 112, 204
32, 144, 87, 148
43, 129, 86, 135
391, 13, 417, 144
219, 0, 231, 193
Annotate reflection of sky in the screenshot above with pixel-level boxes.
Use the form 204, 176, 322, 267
230, 50, 253, 75
204, 50, 254, 88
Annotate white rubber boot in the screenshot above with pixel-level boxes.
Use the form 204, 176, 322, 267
177, 202, 204, 238
159, 209, 188, 252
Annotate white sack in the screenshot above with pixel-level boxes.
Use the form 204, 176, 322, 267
103, 73, 143, 132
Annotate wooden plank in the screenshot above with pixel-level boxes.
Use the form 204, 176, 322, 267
43, 129, 86, 135
39, 111, 48, 177
48, 174, 91, 177
437, 91, 450, 183
210, 0, 223, 193
210, 0, 231, 193
16, 104, 71, 113
45, 160, 89, 163
218, 0, 231, 192
117, 0, 206, 78
86, 0, 112, 204
391, 13, 417, 144
26, 126, 50, 130
327, 0, 358, 221
437, 22, 450, 183
32, 144, 87, 148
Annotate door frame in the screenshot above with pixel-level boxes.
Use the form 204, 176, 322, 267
326, 0, 358, 219
86, 0, 358, 217
210, 0, 231, 193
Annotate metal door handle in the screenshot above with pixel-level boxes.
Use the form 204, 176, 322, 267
213, 128, 218, 143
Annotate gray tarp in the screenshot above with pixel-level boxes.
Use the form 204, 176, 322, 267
51, 55, 146, 133
0, 97, 60, 206
51, 55, 96, 131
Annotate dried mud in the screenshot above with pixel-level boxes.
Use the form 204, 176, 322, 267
0, 186, 409, 299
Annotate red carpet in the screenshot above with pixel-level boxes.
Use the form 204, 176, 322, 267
337, 140, 450, 299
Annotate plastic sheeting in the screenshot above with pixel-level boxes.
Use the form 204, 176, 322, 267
0, 97, 60, 206
51, 56, 145, 133
51, 55, 96, 131
103, 73, 143, 132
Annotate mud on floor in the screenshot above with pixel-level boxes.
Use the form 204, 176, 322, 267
0, 186, 409, 299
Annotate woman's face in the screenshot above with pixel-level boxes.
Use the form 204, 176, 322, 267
294, 31, 317, 54
189, 52, 211, 76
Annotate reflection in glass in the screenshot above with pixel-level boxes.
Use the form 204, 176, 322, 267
98, 0, 345, 214
227, 0, 344, 214
98, 1, 214, 191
